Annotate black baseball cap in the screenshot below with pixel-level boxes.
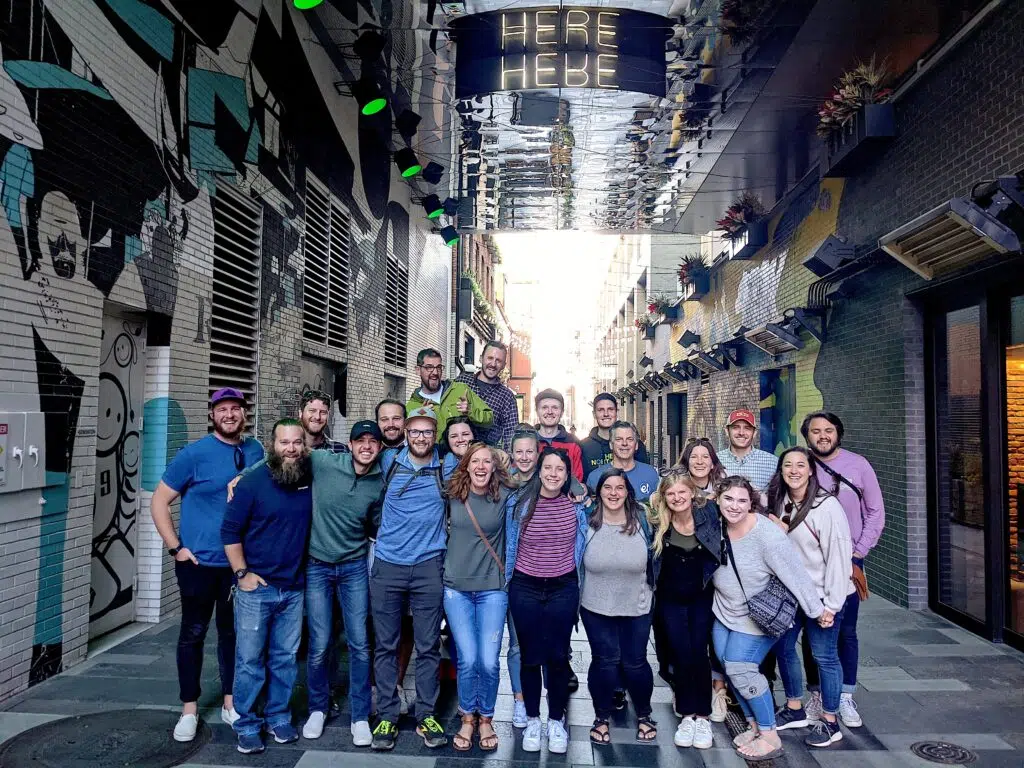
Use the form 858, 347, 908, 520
350, 420, 383, 441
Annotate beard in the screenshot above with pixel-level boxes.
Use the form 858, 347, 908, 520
812, 439, 839, 458
213, 418, 245, 440
267, 452, 312, 487
382, 433, 405, 448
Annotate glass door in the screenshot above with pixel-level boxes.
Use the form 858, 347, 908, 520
1005, 295, 1024, 643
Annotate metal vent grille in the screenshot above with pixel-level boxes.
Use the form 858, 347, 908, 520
208, 184, 262, 415
744, 323, 802, 356
302, 175, 351, 349
384, 254, 409, 367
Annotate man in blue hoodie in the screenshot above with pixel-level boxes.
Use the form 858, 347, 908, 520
369, 404, 453, 751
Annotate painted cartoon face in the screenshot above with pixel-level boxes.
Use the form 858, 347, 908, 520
96, 374, 127, 451
39, 192, 82, 280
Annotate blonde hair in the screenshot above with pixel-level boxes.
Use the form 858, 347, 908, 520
648, 473, 707, 557
447, 443, 514, 502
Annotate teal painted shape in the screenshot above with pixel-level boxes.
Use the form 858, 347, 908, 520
125, 234, 142, 264
187, 69, 250, 126
188, 126, 236, 174
142, 397, 187, 492
1, 144, 34, 228
245, 121, 262, 164
144, 197, 167, 218
102, 0, 174, 60
4, 61, 112, 100
34, 473, 69, 646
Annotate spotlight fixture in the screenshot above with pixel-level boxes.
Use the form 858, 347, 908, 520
439, 225, 459, 247
422, 194, 444, 219
422, 162, 445, 185
442, 197, 460, 216
395, 109, 422, 140
351, 79, 387, 116
394, 147, 422, 178
294, 0, 323, 8
353, 29, 387, 60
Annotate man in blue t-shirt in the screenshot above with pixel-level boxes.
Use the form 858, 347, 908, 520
150, 387, 264, 743
222, 418, 313, 754
586, 421, 659, 502
369, 404, 453, 752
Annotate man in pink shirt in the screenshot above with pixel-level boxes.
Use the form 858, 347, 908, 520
799, 411, 885, 729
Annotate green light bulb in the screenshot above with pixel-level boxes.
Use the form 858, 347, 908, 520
293, 0, 324, 9
401, 164, 422, 178
361, 97, 387, 116
427, 208, 444, 219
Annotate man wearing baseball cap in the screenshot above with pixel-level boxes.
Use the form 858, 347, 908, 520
718, 408, 777, 492
150, 387, 264, 742
370, 404, 454, 751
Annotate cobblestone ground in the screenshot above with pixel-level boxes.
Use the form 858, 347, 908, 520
1, 597, 1022, 768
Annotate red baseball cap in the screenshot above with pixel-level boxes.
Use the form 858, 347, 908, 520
726, 408, 757, 427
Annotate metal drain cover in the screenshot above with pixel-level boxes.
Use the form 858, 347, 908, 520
910, 741, 978, 765
0, 709, 211, 768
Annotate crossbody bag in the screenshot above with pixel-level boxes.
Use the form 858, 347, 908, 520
464, 499, 504, 577
724, 535, 798, 638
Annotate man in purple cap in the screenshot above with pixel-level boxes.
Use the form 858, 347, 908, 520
150, 387, 265, 742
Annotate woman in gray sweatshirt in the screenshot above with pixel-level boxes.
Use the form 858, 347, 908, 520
711, 476, 822, 763
765, 447, 853, 749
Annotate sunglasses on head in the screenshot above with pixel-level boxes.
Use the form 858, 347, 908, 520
781, 501, 795, 526
658, 465, 689, 478
685, 436, 711, 445
234, 444, 247, 471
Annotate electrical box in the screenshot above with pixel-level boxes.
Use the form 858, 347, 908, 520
0, 413, 47, 494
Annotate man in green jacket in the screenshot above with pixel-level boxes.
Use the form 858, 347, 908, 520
406, 348, 493, 441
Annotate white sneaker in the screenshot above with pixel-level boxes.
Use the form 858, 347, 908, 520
173, 713, 198, 742
221, 707, 239, 726
512, 699, 528, 728
710, 687, 730, 722
351, 719, 373, 747
839, 693, 862, 728
674, 716, 695, 747
398, 687, 410, 716
523, 718, 542, 752
805, 690, 824, 721
693, 718, 713, 749
303, 711, 326, 740
547, 718, 568, 754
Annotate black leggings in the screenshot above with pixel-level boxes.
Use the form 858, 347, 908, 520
655, 593, 713, 717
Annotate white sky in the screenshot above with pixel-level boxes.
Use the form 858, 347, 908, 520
496, 231, 619, 422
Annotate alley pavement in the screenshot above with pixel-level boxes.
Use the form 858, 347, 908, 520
1, 597, 1023, 768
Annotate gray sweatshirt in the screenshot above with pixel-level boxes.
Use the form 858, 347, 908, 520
785, 493, 855, 613
712, 515, 823, 635
580, 523, 652, 616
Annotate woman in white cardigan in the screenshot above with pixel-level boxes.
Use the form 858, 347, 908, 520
766, 447, 853, 751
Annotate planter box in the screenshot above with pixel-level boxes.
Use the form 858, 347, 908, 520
642, 326, 656, 340
729, 219, 769, 260
658, 304, 682, 322
683, 273, 711, 301
822, 103, 896, 178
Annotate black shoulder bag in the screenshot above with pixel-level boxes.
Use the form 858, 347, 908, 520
724, 534, 798, 638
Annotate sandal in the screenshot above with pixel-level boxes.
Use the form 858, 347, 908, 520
478, 716, 498, 752
733, 728, 758, 747
736, 734, 785, 763
453, 713, 476, 752
636, 715, 657, 742
590, 718, 611, 744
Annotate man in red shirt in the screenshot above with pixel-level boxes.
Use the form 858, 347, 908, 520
534, 389, 584, 482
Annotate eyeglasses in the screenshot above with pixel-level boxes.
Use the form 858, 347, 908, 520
408, 428, 436, 439
418, 364, 443, 373
234, 444, 247, 471
658, 466, 688, 478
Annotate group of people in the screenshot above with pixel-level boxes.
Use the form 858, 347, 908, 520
151, 339, 884, 763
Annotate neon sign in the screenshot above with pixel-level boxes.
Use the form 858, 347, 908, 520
451, 7, 669, 98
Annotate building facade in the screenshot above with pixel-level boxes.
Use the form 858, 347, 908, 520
0, 0, 454, 700
593, 1, 1024, 646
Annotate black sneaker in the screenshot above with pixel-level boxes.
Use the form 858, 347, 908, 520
567, 670, 579, 692
371, 720, 398, 751
416, 715, 448, 748
613, 689, 628, 711
775, 705, 810, 731
805, 718, 843, 748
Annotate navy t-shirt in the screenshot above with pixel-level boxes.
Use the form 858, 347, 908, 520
221, 464, 313, 590
587, 461, 660, 502
161, 434, 264, 567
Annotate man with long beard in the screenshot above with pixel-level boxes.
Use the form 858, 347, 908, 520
151, 387, 265, 743
221, 419, 314, 754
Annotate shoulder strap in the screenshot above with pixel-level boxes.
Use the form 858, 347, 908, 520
818, 460, 864, 502
463, 498, 504, 576
723, 535, 748, 601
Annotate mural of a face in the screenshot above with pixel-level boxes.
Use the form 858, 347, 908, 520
39, 192, 83, 280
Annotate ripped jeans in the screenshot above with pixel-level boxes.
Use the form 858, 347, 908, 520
443, 587, 508, 717
712, 619, 779, 730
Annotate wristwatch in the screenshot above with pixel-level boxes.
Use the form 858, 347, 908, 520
234, 568, 249, 581
168, 545, 182, 557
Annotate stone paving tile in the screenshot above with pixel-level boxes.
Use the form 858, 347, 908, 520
875, 733, 1016, 751
858, 678, 971, 692
0, 712, 64, 743
295, 752, 437, 768
185, 742, 305, 768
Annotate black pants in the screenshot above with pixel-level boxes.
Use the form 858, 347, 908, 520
581, 607, 654, 719
655, 592, 713, 717
508, 570, 578, 721
175, 561, 235, 703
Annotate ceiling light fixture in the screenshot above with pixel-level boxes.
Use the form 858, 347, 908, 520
394, 147, 422, 178
439, 225, 459, 247
351, 79, 387, 116
422, 194, 444, 219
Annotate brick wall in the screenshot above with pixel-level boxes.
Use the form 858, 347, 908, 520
0, 0, 451, 701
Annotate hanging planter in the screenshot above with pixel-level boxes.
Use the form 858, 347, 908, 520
683, 273, 711, 301
817, 57, 896, 178
678, 253, 711, 301
729, 218, 770, 260
635, 313, 658, 339
717, 192, 768, 258
648, 295, 681, 322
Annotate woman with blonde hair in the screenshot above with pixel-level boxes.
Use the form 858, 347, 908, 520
649, 470, 723, 750
443, 442, 517, 752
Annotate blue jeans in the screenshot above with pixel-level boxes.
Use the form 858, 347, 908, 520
780, 605, 846, 713
805, 587, 860, 694
444, 588, 508, 716
305, 557, 372, 720
233, 584, 304, 736
506, 610, 522, 696
711, 620, 778, 730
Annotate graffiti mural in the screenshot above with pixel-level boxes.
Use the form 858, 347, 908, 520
90, 315, 146, 635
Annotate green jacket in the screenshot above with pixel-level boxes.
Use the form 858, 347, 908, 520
407, 380, 493, 439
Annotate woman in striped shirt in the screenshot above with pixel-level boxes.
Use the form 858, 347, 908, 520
505, 446, 588, 755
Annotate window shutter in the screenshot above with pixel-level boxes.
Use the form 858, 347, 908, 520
384, 253, 409, 366
303, 174, 350, 349
208, 184, 262, 412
